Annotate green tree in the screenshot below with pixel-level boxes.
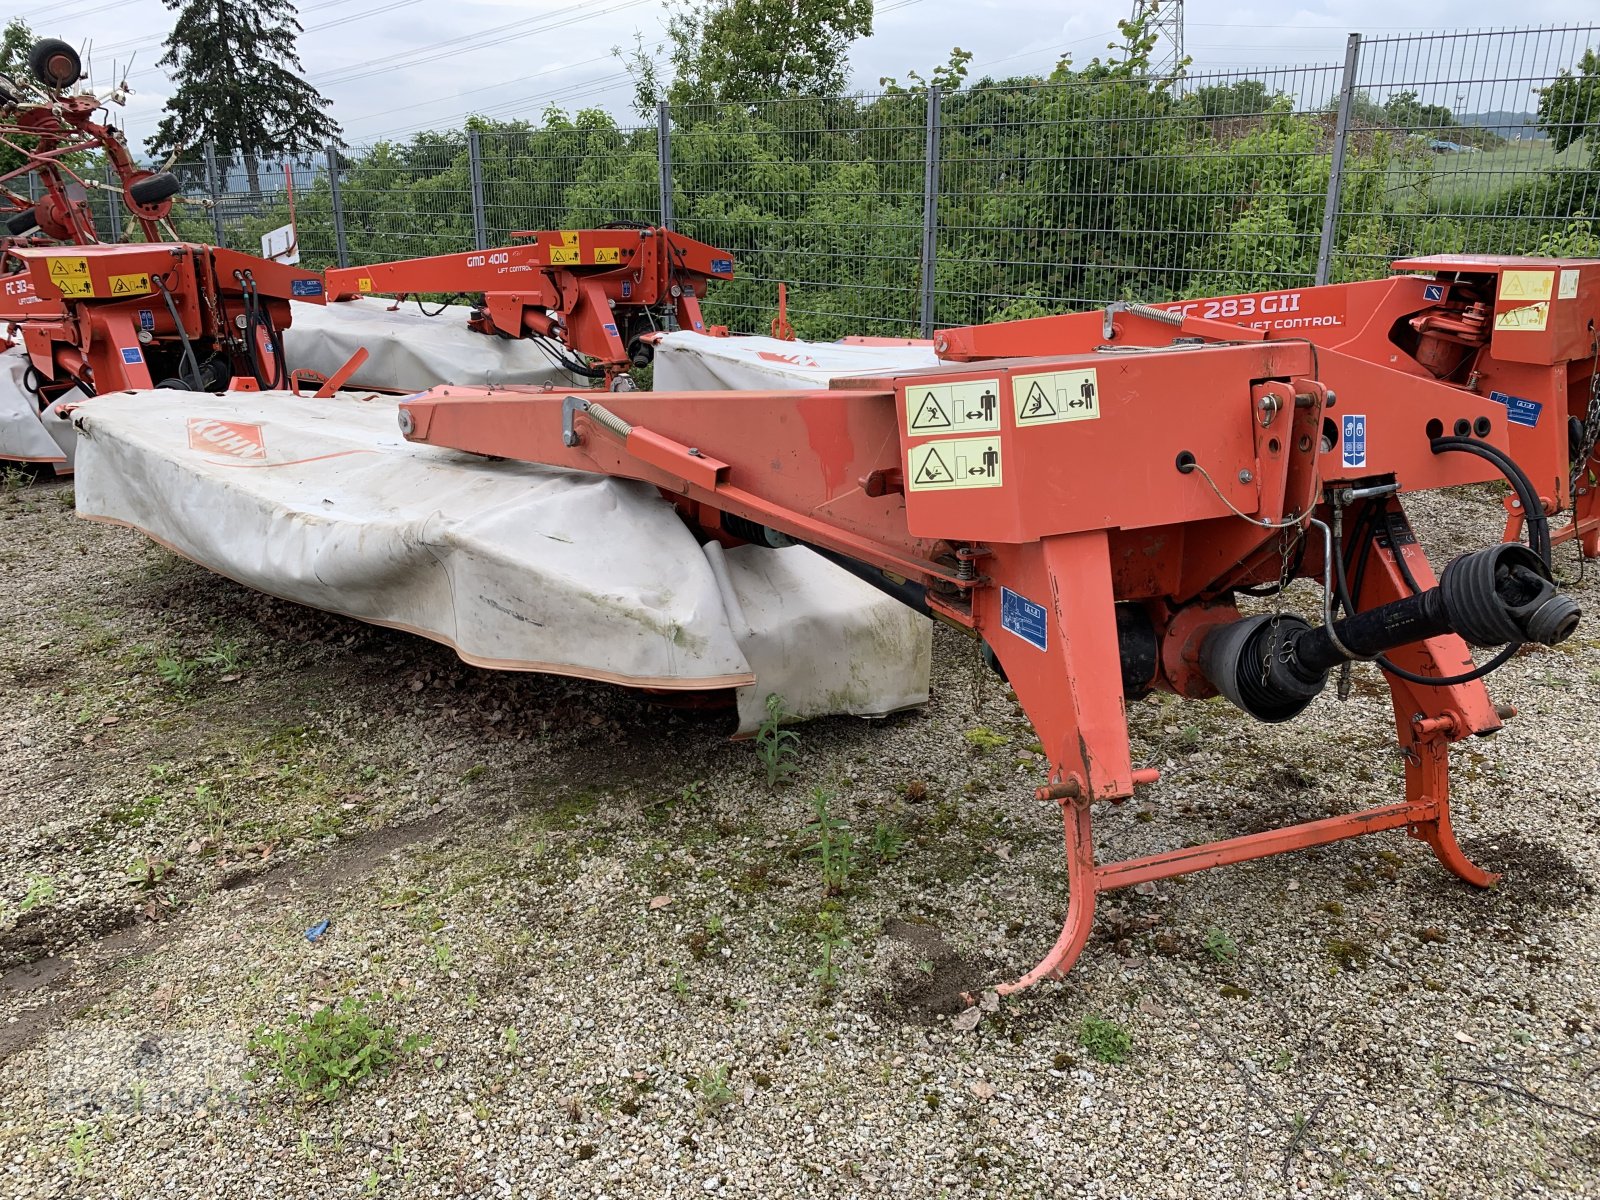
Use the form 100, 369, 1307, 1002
1382, 90, 1457, 130
633, 0, 874, 110
1190, 79, 1276, 118
146, 0, 340, 193
1538, 48, 1600, 165
1, 19, 37, 178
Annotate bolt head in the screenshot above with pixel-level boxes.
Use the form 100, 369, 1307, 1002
1238, 469, 1253, 483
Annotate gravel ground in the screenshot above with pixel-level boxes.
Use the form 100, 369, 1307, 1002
1, 474, 1597, 1200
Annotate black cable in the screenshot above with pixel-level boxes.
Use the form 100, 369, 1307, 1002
1428, 435, 1550, 567
1383, 510, 1424, 595
153, 274, 202, 389
415, 294, 460, 318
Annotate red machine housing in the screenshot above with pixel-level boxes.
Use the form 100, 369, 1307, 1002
324, 226, 734, 379
12, 243, 324, 395
935, 257, 1600, 557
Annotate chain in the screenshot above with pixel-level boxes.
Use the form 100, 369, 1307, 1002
1572, 341, 1600, 496
1260, 523, 1303, 683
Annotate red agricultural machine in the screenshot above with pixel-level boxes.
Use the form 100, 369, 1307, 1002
1, 39, 187, 318
324, 224, 734, 383
10, 241, 326, 395
396, 284, 1585, 991
935, 257, 1600, 560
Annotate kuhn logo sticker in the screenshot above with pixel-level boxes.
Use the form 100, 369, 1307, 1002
757, 350, 822, 368
187, 418, 266, 460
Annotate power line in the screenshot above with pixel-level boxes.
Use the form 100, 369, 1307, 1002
343, 46, 654, 127
312, 0, 649, 87
364, 71, 638, 141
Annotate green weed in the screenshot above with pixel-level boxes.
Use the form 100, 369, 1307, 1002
870, 821, 907, 864
1202, 925, 1239, 964
811, 909, 848, 995
754, 693, 800, 787
962, 727, 1009, 751
18, 874, 56, 914
803, 787, 854, 896
155, 654, 201, 693
693, 1065, 735, 1115
1078, 1015, 1132, 1064
248, 997, 428, 1103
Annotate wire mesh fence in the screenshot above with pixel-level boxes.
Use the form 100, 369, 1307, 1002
671, 92, 929, 336
147, 22, 1599, 337
1327, 26, 1600, 280
932, 64, 1348, 328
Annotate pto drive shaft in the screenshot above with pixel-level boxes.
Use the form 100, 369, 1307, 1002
1201, 543, 1581, 722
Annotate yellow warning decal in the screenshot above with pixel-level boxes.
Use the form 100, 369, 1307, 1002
108, 272, 151, 296
1011, 368, 1100, 426
1499, 270, 1553, 302
357, 277, 373, 293
48, 256, 89, 279
550, 231, 581, 266
906, 379, 1002, 435
1495, 302, 1549, 332
54, 276, 94, 298
907, 435, 1003, 492
592, 246, 621, 265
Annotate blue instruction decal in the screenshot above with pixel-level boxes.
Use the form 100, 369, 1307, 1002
1423, 283, 1445, 302
1000, 587, 1048, 652
620, 281, 632, 299
291, 278, 324, 297
1341, 413, 1367, 469
120, 346, 143, 365
602, 322, 618, 335
1489, 390, 1542, 428
138, 308, 154, 331
711, 258, 733, 275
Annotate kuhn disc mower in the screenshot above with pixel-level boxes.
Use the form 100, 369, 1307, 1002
396, 313, 1582, 990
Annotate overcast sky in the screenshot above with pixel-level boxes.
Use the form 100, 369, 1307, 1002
19, 0, 1599, 151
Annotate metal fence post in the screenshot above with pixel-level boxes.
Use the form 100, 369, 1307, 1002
105, 160, 122, 243
918, 86, 942, 338
326, 144, 350, 268
202, 140, 227, 246
467, 129, 488, 251
657, 101, 674, 231
1316, 34, 1362, 287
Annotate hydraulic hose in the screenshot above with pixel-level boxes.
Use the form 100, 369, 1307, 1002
1334, 502, 1519, 688
153, 274, 203, 390
1429, 435, 1550, 568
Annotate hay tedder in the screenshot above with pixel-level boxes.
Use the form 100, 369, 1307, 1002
2, 39, 187, 317
397, 271, 1587, 991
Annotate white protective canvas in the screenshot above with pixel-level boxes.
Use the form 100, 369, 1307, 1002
653, 330, 940, 390
71, 389, 931, 732
282, 297, 582, 392
0, 343, 80, 469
